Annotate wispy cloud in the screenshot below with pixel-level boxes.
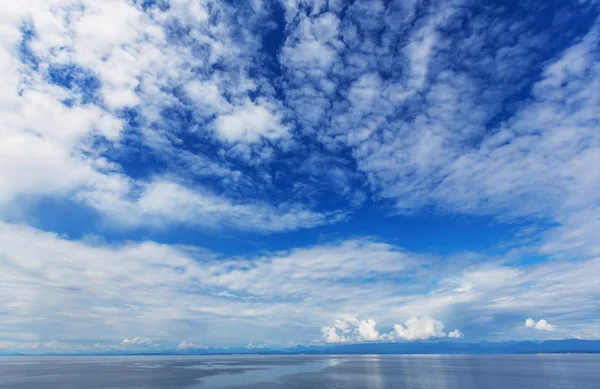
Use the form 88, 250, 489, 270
1, 220, 598, 348
525, 318, 557, 332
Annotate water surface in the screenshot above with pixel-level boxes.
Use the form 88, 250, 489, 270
1, 354, 598, 388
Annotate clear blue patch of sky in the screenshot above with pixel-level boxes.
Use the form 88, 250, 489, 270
21, 194, 537, 261
136, 0, 170, 12
18, 23, 39, 72
47, 64, 102, 105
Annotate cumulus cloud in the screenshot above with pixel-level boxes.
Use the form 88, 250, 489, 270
214, 101, 289, 143
321, 319, 372, 344
389, 317, 459, 341
525, 318, 557, 332
321, 326, 347, 344
321, 317, 463, 343
121, 337, 154, 347
448, 329, 464, 338
357, 319, 381, 341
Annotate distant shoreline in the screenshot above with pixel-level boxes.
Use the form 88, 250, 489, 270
3, 339, 600, 357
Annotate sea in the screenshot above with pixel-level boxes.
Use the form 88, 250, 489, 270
1, 354, 599, 388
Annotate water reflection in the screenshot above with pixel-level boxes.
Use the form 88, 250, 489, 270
366, 355, 384, 389
289, 354, 600, 389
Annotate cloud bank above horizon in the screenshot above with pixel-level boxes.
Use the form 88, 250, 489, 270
1, 0, 600, 352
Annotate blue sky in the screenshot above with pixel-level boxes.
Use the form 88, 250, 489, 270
1, 0, 600, 353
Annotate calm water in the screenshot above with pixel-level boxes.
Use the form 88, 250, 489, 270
1, 354, 599, 388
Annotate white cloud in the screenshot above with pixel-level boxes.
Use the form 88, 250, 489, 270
525, 318, 557, 332
214, 100, 289, 143
1, 0, 599, 351
282, 12, 340, 72
279, 1, 600, 261
1, 218, 600, 348
80, 179, 344, 232
121, 337, 153, 346
320, 318, 363, 343
0, 5, 126, 205
353, 17, 600, 262
448, 329, 464, 338
321, 326, 346, 343
389, 317, 448, 341
0, 221, 424, 348
198, 239, 422, 298
0, 0, 332, 234
405, 20, 438, 91
357, 319, 380, 341
185, 79, 230, 114
3, 0, 598, 234
321, 317, 462, 343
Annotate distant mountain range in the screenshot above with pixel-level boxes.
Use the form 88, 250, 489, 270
181, 340, 600, 355
290, 339, 600, 355
4, 340, 600, 356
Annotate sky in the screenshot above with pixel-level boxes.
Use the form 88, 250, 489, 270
1, 0, 599, 353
